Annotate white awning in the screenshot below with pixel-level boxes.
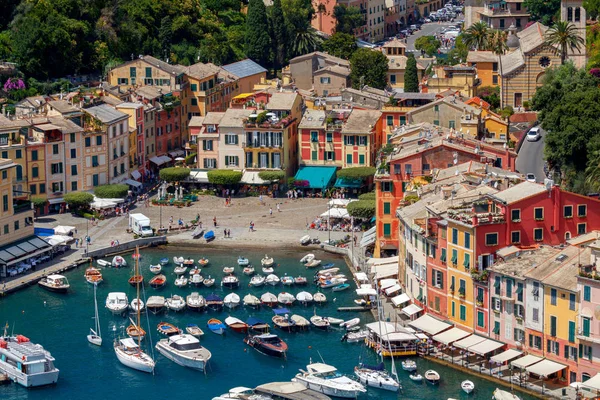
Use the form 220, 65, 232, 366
402, 303, 423, 317
44, 235, 71, 246
328, 199, 357, 207
379, 278, 398, 289
490, 349, 523, 364
416, 333, 428, 340
582, 373, 600, 391
149, 156, 166, 166
367, 256, 399, 266
241, 171, 269, 185
392, 293, 410, 306
189, 170, 209, 183
468, 339, 504, 356
124, 179, 142, 188
131, 170, 142, 180
372, 264, 398, 280
360, 226, 377, 247
169, 150, 185, 158
511, 354, 544, 369
321, 208, 350, 219
382, 332, 418, 341
91, 197, 122, 210
384, 284, 402, 296
48, 197, 64, 205
409, 314, 452, 336
355, 272, 368, 282
526, 359, 567, 377
454, 335, 487, 350
53, 225, 75, 235
432, 327, 471, 345
356, 288, 377, 296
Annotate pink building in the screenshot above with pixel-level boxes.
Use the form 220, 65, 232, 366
196, 112, 224, 169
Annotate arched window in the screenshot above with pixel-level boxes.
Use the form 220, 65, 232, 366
567, 7, 573, 21
583, 373, 591, 382
565, 232, 571, 240
575, 7, 581, 22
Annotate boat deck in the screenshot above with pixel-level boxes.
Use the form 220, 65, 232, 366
255, 382, 331, 400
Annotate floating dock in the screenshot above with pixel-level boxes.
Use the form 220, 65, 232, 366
337, 306, 371, 312
254, 381, 331, 400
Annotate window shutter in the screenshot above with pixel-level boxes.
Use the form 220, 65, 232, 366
564, 345, 569, 360
579, 344, 583, 358
235, 135, 239, 145
513, 304, 518, 315
590, 347, 593, 361
556, 344, 560, 357
529, 335, 533, 347
547, 340, 551, 353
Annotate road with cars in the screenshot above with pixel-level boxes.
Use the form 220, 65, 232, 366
516, 126, 547, 184
404, 22, 458, 52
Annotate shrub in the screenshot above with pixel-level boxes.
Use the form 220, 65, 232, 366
207, 169, 243, 185
159, 167, 191, 183
31, 197, 47, 208
258, 170, 285, 182
255, 111, 269, 124
94, 184, 129, 198
347, 200, 376, 219
185, 153, 197, 166
358, 192, 376, 201
336, 167, 376, 180
64, 192, 94, 208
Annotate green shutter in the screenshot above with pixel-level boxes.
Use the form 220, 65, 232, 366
383, 202, 391, 214
460, 305, 466, 321
493, 321, 500, 334
463, 253, 470, 268
383, 224, 391, 237
477, 311, 484, 327
584, 286, 591, 302
346, 154, 352, 164
583, 318, 591, 337
550, 316, 557, 337
451, 301, 455, 317
569, 321, 575, 343
359, 154, 365, 165
440, 248, 447, 262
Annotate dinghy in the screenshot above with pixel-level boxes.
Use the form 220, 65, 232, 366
409, 373, 423, 382
204, 230, 215, 241
185, 324, 204, 337
300, 253, 315, 263
223, 266, 235, 274
340, 318, 360, 329
265, 274, 280, 286
174, 276, 188, 287
159, 258, 169, 266
326, 317, 344, 325
296, 291, 313, 304
207, 318, 226, 335
174, 265, 187, 275
401, 360, 417, 371
281, 275, 294, 286
277, 292, 295, 306
130, 298, 145, 313
313, 292, 327, 304
461, 380, 475, 394
97, 259, 111, 267
224, 316, 248, 333
305, 259, 322, 268
173, 256, 184, 265
492, 388, 521, 400
294, 276, 308, 285
332, 283, 350, 292
149, 264, 162, 274
224, 293, 241, 308
261, 255, 274, 267
237, 256, 249, 266
203, 276, 215, 287
342, 329, 369, 343
262, 266, 274, 274
300, 235, 311, 245
424, 370, 440, 385
310, 315, 330, 330
243, 266, 255, 275
112, 256, 127, 267
198, 257, 209, 266
250, 275, 265, 287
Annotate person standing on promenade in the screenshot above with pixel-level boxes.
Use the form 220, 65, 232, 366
277, 203, 281, 212
269, 207, 273, 216
213, 216, 217, 227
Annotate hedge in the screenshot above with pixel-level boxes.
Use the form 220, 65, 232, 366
258, 170, 285, 182
31, 197, 48, 208
64, 192, 94, 208
358, 192, 376, 201
159, 167, 191, 183
336, 167, 376, 180
346, 199, 376, 219
207, 169, 243, 185
185, 153, 197, 166
94, 184, 129, 198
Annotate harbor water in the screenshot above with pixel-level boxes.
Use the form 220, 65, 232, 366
0, 248, 537, 399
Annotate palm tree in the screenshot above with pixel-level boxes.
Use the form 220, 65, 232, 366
462, 22, 491, 50
488, 30, 509, 130
544, 21, 585, 64
290, 27, 323, 57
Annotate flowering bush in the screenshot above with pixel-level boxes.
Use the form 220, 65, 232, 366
3, 78, 26, 92
590, 68, 600, 79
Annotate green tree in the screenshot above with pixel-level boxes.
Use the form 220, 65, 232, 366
349, 48, 389, 90
404, 53, 419, 93
159, 167, 191, 183
585, 0, 600, 19
282, 0, 320, 58
158, 16, 172, 59
270, 0, 287, 69
462, 21, 490, 50
258, 170, 285, 181
524, 0, 561, 25
322, 32, 357, 60
94, 184, 129, 199
64, 192, 94, 209
358, 192, 376, 200
336, 166, 376, 180
414, 36, 441, 56
207, 170, 243, 185
544, 21, 585, 64
246, 0, 272, 67
444, 34, 469, 65
333, 5, 364, 35
478, 86, 501, 109
346, 200, 376, 219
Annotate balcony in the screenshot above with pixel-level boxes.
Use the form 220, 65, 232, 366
242, 140, 282, 149
244, 112, 294, 129
13, 200, 32, 215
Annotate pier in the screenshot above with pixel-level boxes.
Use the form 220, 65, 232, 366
255, 382, 331, 400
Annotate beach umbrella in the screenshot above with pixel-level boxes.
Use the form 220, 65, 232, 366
175, 157, 185, 161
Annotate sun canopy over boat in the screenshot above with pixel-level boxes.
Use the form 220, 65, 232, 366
246, 317, 266, 326
206, 294, 222, 302
409, 314, 452, 336
119, 338, 139, 348
273, 308, 290, 315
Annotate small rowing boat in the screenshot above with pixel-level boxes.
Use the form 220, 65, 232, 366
207, 318, 226, 335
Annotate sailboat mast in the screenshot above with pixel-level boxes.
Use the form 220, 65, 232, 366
94, 283, 101, 337
135, 246, 141, 346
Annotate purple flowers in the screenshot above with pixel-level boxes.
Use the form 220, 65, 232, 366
590, 68, 600, 79
3, 78, 26, 92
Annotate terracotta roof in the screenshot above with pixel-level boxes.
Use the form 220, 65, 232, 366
314, 65, 351, 76
466, 97, 491, 110
341, 109, 382, 134
289, 51, 350, 67
509, 112, 538, 123
388, 56, 425, 70
185, 62, 221, 80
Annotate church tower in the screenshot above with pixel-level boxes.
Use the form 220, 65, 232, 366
560, 0, 586, 68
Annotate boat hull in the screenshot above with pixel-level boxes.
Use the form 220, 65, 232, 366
0, 359, 59, 387
244, 338, 286, 358
355, 370, 400, 392
115, 349, 154, 373
294, 377, 363, 398
38, 282, 69, 293
155, 343, 208, 371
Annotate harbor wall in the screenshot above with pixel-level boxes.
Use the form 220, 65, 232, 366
84, 236, 168, 259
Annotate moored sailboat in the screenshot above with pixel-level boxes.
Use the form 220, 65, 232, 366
87, 283, 102, 346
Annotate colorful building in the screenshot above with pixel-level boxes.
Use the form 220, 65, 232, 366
196, 112, 225, 170
116, 103, 145, 176
465, 97, 508, 141
577, 240, 600, 383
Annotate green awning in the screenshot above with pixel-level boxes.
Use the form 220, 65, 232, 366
516, 285, 523, 294
334, 177, 363, 188
463, 258, 470, 267
440, 252, 446, 262
494, 280, 501, 288
493, 325, 500, 334
294, 166, 338, 189
451, 255, 457, 264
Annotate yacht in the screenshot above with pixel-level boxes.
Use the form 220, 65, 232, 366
114, 338, 155, 373
155, 334, 211, 371
0, 332, 60, 387
146, 296, 165, 314
166, 295, 186, 312
294, 362, 367, 398
354, 362, 400, 392
38, 274, 70, 293
106, 292, 128, 314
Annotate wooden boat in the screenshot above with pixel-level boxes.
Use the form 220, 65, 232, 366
313, 292, 327, 304
424, 370, 440, 385
300, 235, 311, 245
310, 315, 330, 330
244, 334, 287, 358
159, 257, 169, 266
174, 276, 188, 287
207, 318, 226, 335
203, 275, 215, 287
401, 360, 417, 371
224, 316, 248, 333
243, 294, 261, 308
223, 266, 235, 274
38, 274, 70, 293
300, 253, 315, 263
409, 373, 423, 382
185, 324, 204, 337
290, 315, 310, 331
97, 259, 111, 267
493, 388, 521, 400
128, 275, 144, 287
204, 230, 215, 241
224, 293, 241, 308
272, 309, 295, 332
461, 380, 475, 394
332, 283, 350, 292
126, 317, 146, 341
250, 275, 265, 287
149, 264, 162, 274
157, 322, 181, 336
247, 317, 270, 334
262, 266, 274, 274
261, 292, 278, 307
243, 266, 255, 275
186, 292, 206, 312
305, 259, 322, 268
277, 292, 295, 305
294, 276, 308, 285
206, 293, 224, 310
84, 267, 103, 284
149, 274, 166, 289
198, 258, 209, 266
237, 256, 250, 266
261, 255, 274, 267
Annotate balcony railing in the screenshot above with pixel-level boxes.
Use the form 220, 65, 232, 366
13, 202, 32, 215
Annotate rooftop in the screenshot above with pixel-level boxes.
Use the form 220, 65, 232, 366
466, 51, 499, 63
222, 59, 267, 79
84, 104, 128, 124
489, 246, 559, 279
314, 65, 351, 76
189, 116, 204, 128
341, 109, 382, 134
492, 181, 548, 204
219, 108, 254, 128
388, 55, 425, 70
298, 109, 326, 129
184, 62, 222, 81
47, 100, 79, 114
289, 51, 350, 67
135, 85, 173, 100
202, 112, 225, 126
116, 102, 143, 110
139, 55, 185, 76
525, 245, 590, 291
266, 92, 299, 111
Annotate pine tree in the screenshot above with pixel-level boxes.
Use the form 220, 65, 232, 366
404, 54, 419, 93
246, 0, 271, 67
158, 16, 172, 60
270, 0, 287, 70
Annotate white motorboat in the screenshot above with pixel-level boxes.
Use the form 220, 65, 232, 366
493, 388, 521, 400
212, 386, 272, 400
305, 259, 322, 268
0, 329, 60, 387
326, 317, 344, 325
354, 362, 401, 392
87, 283, 102, 346
223, 266, 235, 274
190, 273, 204, 286
265, 274, 280, 286
401, 360, 417, 371
160, 258, 169, 266
300, 253, 315, 263
461, 380, 475, 394
174, 265, 187, 275
149, 264, 162, 274
166, 295, 186, 312
313, 292, 327, 304
317, 267, 340, 276
38, 274, 70, 293
146, 296, 165, 314
224, 317, 249, 333
281, 275, 294, 286
189, 267, 201, 276
340, 318, 360, 329
310, 315, 330, 330
243, 294, 261, 307
112, 256, 127, 267
174, 276, 188, 287
319, 277, 347, 288
424, 370, 440, 385
186, 292, 206, 312
221, 275, 240, 289
224, 293, 241, 308
409, 373, 423, 382
300, 235, 311, 245
173, 256, 184, 265
260, 292, 278, 307
130, 298, 145, 313
203, 276, 215, 287
237, 256, 250, 266
114, 338, 155, 373
296, 291, 313, 304
97, 259, 111, 267
155, 334, 211, 371
262, 266, 274, 274
277, 292, 295, 305
106, 292, 128, 314
261, 255, 274, 267
342, 329, 369, 343
294, 362, 367, 398
290, 315, 310, 330
250, 275, 265, 287
243, 266, 255, 275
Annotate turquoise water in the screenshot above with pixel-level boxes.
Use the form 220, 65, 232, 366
0, 248, 536, 400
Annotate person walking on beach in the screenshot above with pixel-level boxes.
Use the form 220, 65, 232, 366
277, 203, 281, 212
224, 229, 227, 238
227, 229, 231, 238
213, 217, 217, 227
269, 207, 273, 216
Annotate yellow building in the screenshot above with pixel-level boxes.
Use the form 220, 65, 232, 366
465, 97, 508, 141
446, 221, 476, 330
116, 103, 144, 173
0, 158, 35, 248
184, 63, 237, 119
423, 65, 479, 98
467, 51, 500, 88
107, 55, 185, 91
0, 116, 29, 199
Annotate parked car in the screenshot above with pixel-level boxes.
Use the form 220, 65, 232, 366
526, 173, 536, 183
410, 24, 418, 31
424, 18, 432, 23
526, 127, 541, 141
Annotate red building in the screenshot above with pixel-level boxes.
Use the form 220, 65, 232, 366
155, 90, 183, 156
